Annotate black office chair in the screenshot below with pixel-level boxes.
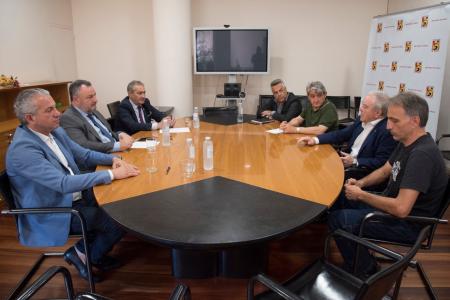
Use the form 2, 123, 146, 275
352, 96, 362, 119
13, 265, 191, 300
436, 134, 450, 175
106, 101, 121, 131
256, 95, 274, 117
247, 227, 431, 300
358, 178, 450, 300
327, 96, 354, 128
0, 171, 96, 299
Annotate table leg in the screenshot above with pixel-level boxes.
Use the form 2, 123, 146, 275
171, 249, 218, 278
219, 244, 268, 278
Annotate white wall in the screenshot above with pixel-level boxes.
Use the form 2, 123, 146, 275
191, 0, 388, 114
71, 0, 156, 117
0, 0, 77, 83
388, 0, 450, 139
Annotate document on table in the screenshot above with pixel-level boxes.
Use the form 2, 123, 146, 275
266, 128, 284, 135
159, 127, 190, 133
131, 140, 160, 149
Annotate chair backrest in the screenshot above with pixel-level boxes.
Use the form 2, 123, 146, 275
354, 96, 361, 119
107, 101, 121, 118
425, 177, 450, 249
0, 170, 15, 210
358, 225, 431, 299
327, 96, 351, 118
297, 95, 309, 112
258, 95, 274, 109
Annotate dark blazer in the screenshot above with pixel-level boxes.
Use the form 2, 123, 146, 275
60, 106, 119, 153
261, 92, 302, 122
318, 117, 397, 170
116, 97, 165, 135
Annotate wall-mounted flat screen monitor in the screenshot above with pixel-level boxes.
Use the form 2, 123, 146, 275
193, 28, 270, 74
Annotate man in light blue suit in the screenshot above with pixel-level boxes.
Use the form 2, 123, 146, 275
6, 88, 140, 282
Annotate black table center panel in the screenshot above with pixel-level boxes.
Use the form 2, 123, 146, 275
102, 176, 326, 278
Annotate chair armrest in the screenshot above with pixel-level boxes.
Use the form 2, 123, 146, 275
1, 207, 73, 215
436, 134, 450, 145
169, 284, 191, 300
359, 211, 447, 238
247, 274, 303, 300
328, 229, 405, 262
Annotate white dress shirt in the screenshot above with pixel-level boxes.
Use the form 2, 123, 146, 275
30, 129, 82, 201
130, 100, 158, 130
350, 118, 383, 158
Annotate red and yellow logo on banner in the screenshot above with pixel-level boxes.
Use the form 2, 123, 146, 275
432, 39, 440, 52
421, 16, 429, 27
397, 19, 404, 31
391, 61, 398, 72
405, 41, 412, 52
378, 81, 384, 91
426, 86, 434, 97
377, 23, 383, 32
415, 61, 423, 73
384, 42, 390, 52
371, 61, 377, 71
399, 83, 406, 93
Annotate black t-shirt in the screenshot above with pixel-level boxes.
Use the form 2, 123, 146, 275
384, 133, 447, 217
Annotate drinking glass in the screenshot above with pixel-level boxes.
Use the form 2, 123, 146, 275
181, 158, 195, 178
146, 138, 158, 173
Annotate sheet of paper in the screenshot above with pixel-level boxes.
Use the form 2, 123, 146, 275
159, 127, 190, 134
266, 128, 284, 135
131, 140, 159, 149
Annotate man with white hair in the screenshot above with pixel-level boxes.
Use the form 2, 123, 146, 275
298, 92, 397, 179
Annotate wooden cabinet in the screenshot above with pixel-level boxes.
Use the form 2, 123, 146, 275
0, 81, 70, 171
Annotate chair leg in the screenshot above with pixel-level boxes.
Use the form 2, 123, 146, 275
6, 252, 65, 300
416, 261, 438, 300
391, 272, 404, 300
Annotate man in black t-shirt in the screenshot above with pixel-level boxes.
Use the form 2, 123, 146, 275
328, 92, 447, 278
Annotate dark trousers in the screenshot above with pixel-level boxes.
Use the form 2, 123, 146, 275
327, 191, 420, 275
70, 192, 125, 264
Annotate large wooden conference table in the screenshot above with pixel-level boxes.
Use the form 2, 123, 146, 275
94, 114, 344, 278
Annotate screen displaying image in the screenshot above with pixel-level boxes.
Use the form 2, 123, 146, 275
194, 29, 269, 74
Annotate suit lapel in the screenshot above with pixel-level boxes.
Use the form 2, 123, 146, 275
126, 98, 139, 122
348, 123, 364, 149
23, 126, 77, 174
52, 131, 80, 174
70, 106, 103, 141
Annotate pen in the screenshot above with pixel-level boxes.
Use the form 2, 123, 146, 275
166, 166, 171, 175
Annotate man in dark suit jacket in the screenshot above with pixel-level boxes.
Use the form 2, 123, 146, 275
116, 80, 175, 135
61, 80, 134, 154
298, 92, 397, 179
260, 79, 301, 122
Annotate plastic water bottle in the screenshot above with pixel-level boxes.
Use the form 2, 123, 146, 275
237, 101, 244, 123
162, 119, 170, 146
203, 136, 213, 171
186, 137, 196, 172
193, 107, 200, 129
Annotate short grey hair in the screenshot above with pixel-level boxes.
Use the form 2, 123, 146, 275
127, 80, 145, 93
270, 79, 285, 88
389, 92, 429, 127
306, 81, 327, 95
14, 88, 50, 124
367, 91, 389, 117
